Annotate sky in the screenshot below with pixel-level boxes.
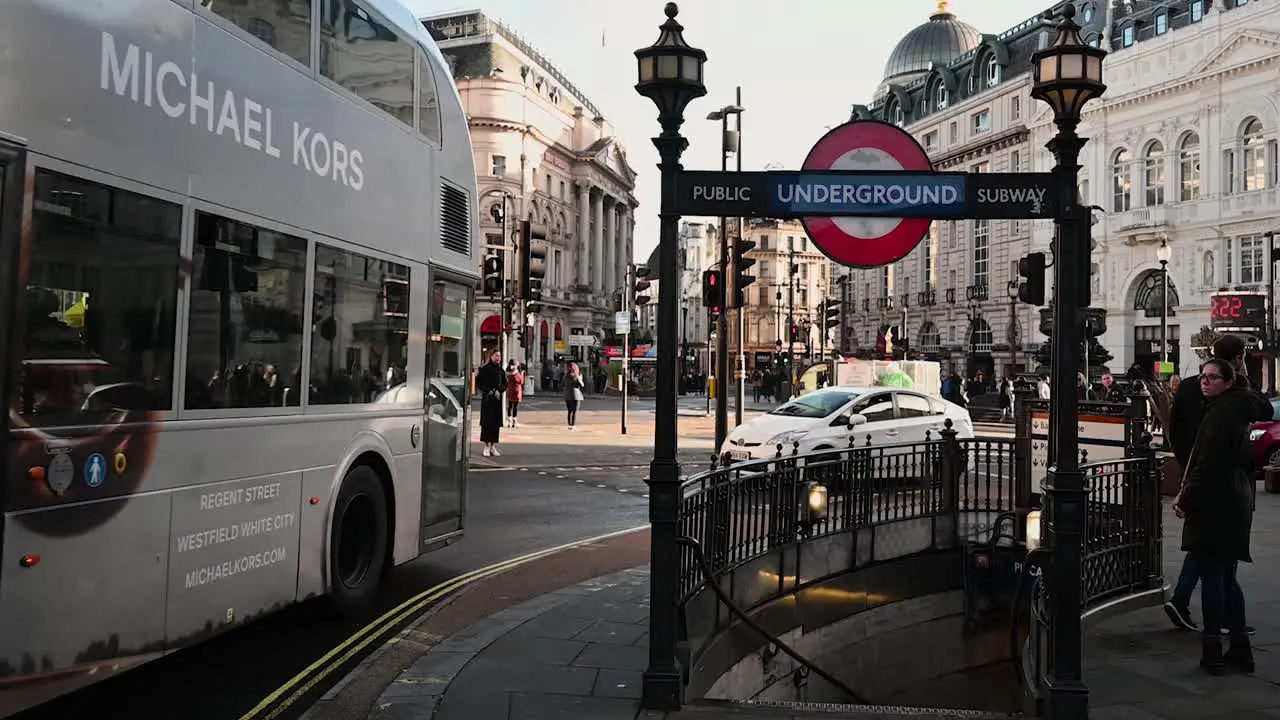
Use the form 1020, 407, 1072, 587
405, 0, 1044, 262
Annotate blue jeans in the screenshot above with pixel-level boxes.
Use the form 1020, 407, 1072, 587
1171, 551, 1201, 608
1197, 551, 1247, 639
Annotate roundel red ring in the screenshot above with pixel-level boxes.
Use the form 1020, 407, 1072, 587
799, 120, 935, 269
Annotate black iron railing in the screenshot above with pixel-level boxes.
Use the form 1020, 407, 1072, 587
1021, 444, 1164, 710
676, 423, 1018, 606
1081, 452, 1164, 607
670, 407, 1163, 711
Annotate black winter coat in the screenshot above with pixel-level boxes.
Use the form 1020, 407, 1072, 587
1168, 373, 1208, 468
1180, 382, 1271, 562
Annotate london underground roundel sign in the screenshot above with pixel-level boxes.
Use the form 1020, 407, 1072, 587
800, 120, 934, 268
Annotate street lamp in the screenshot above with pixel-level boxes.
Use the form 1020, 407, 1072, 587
708, 98, 744, 433
1007, 278, 1020, 376
1029, 3, 1106, 718
1157, 237, 1172, 368
634, 3, 705, 711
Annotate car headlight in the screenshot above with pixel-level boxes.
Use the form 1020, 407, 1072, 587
1250, 429, 1265, 442
767, 429, 809, 446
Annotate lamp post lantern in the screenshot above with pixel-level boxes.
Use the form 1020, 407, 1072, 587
634, 3, 705, 710
1157, 237, 1172, 366
1030, 3, 1107, 718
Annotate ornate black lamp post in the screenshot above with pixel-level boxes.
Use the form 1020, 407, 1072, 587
1030, 4, 1106, 718
1157, 237, 1171, 368
634, 3, 705, 710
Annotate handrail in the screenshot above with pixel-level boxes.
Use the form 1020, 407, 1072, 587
678, 535, 870, 705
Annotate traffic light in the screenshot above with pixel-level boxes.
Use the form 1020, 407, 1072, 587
702, 269, 723, 308
789, 324, 799, 342
709, 305, 721, 326
632, 265, 652, 306
519, 220, 548, 301
731, 238, 757, 308
525, 300, 544, 315
1017, 251, 1046, 306
823, 298, 841, 329
482, 253, 502, 296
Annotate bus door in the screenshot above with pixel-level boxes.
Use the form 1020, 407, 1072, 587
420, 276, 470, 545
0, 142, 27, 588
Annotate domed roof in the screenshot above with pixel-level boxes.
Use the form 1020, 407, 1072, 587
881, 1, 981, 86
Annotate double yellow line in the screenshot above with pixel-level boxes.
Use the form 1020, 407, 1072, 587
239, 525, 647, 720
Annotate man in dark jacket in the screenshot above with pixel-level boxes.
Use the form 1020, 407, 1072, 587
1163, 334, 1262, 634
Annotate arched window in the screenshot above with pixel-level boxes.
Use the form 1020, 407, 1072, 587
1111, 148, 1132, 212
985, 55, 1001, 87
1178, 132, 1200, 201
1133, 270, 1179, 318
935, 83, 948, 110
1143, 140, 1165, 206
892, 102, 905, 126
1241, 117, 1266, 192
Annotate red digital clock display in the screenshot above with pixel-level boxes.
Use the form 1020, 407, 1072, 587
1209, 292, 1266, 328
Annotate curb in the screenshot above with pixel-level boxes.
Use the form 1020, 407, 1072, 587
365, 567, 646, 719
300, 527, 649, 720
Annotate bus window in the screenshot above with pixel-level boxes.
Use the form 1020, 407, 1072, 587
185, 212, 308, 410
200, 0, 314, 68
320, 0, 415, 128
309, 243, 410, 405
417, 50, 441, 142
14, 170, 181, 427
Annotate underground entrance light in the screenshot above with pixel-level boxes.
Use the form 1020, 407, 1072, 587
805, 482, 829, 522
1025, 509, 1043, 552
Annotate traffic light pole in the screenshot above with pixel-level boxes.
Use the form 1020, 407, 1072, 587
500, 197, 511, 426
622, 263, 632, 436
1267, 231, 1277, 393
714, 236, 728, 450
787, 246, 796, 398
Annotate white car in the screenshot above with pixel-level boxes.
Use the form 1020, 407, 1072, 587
720, 386, 975, 461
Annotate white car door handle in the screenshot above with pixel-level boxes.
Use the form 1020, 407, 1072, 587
885, 429, 899, 436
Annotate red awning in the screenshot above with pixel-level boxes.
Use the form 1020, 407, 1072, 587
540, 319, 549, 337
479, 314, 502, 334
554, 323, 564, 340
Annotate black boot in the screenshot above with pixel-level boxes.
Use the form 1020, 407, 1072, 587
1200, 636, 1225, 676
1225, 633, 1255, 673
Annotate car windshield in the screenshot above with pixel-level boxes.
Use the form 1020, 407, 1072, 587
769, 389, 861, 418
1270, 399, 1280, 422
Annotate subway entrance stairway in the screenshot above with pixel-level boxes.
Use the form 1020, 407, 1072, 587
666, 396, 1163, 718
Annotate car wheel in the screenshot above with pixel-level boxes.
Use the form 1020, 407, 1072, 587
1267, 447, 1280, 469
329, 464, 390, 617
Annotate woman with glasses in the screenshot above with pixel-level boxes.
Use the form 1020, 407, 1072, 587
1176, 357, 1270, 674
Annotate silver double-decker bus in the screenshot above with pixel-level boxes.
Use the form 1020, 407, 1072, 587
0, 0, 477, 713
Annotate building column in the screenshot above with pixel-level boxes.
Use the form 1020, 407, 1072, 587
576, 183, 591, 288
603, 197, 616, 295
592, 191, 605, 294
616, 204, 629, 285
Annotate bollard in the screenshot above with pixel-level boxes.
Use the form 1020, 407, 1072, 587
1265, 466, 1280, 494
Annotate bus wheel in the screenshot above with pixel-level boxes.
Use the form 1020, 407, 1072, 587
329, 465, 389, 617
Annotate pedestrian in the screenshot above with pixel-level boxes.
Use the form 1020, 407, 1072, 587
563, 361, 585, 430
475, 350, 507, 457
1175, 356, 1270, 674
1164, 335, 1260, 635
998, 377, 1014, 422
505, 360, 525, 427
1036, 375, 1050, 400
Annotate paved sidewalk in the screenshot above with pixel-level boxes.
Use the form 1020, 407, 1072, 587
366, 496, 1280, 720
